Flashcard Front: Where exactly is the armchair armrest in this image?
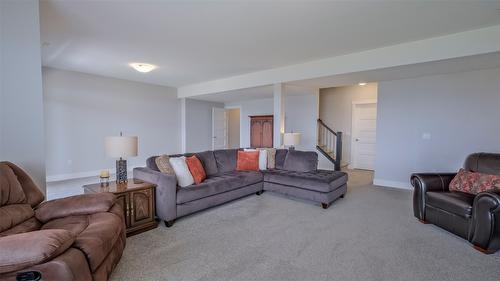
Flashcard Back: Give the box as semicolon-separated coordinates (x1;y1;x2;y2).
0;229;74;274
470;190;500;252
35;193;116;223
410;173;456;220
133;167;178;222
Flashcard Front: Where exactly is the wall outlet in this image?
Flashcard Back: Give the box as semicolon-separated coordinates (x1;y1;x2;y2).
422;133;431;140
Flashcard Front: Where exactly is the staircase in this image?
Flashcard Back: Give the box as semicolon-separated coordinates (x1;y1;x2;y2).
316;119;342;171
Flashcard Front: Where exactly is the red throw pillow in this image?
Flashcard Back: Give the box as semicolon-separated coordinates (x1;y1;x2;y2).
449;168;500;195
185;155;206;184
237;151;259;171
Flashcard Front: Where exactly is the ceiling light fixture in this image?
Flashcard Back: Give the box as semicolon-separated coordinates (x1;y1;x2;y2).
358;82;367;86
130;63;156;73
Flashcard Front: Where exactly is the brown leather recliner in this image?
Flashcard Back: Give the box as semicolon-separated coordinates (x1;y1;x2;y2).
411;153;500;254
0;162;126;280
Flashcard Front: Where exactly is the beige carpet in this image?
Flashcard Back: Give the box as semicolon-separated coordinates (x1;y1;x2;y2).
110;170;500;281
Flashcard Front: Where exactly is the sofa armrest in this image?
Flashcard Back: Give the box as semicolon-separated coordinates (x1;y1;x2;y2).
0;229;74;274
470;190;500;252
410;173;456;220
133;167;178;222
35;193;116;223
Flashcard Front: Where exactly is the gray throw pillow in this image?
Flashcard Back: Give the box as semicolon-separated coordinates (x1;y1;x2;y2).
283;150;318;172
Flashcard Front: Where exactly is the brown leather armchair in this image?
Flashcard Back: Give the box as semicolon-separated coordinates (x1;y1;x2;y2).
411;153;500;254
0;162;126;280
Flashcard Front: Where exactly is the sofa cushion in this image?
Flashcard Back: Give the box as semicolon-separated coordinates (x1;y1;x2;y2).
42;215;89;237
177;171;263;204
72;212;123;272
449;168;500;195
275;149;288;169
155;155;175;175
283;150;318;172
185;155;207;184
0;229;74;274
169;156;195;188
426;191;475;218
0;163;26;206
214;149;239;174
259;148;276;169
0;204;34;233
264;169;347;193
195;151;218;176
237;151;260;171
0;217;41;237
146;156;160;172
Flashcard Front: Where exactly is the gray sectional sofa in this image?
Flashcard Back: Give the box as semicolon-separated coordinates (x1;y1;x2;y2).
133;149;348;227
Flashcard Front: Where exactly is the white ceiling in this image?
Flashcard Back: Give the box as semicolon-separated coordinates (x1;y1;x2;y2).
40;1;500;88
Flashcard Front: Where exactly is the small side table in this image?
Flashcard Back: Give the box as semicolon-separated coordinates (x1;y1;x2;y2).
83;179;158;237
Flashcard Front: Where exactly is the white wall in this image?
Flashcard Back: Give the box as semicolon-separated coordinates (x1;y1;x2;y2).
227;108;240;149
184;98;224;152
374;67;500;189
225;98;274;148
43;68;181;180
0;0;46;192
319;83;378;166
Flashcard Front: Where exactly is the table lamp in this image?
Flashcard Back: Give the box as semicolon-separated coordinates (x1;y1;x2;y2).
105;133;138;183
284;132;301;150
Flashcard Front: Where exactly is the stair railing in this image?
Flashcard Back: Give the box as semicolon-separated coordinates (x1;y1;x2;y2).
316;119;342;171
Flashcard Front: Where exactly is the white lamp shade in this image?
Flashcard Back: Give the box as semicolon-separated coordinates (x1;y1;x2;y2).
283;133;301;146
105;136;138;158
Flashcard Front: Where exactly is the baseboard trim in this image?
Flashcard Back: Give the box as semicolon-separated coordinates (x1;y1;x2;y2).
373;178;412;190
46;166;139;183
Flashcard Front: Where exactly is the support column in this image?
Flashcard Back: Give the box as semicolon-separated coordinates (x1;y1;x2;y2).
273;83;285;148
180;98;187;153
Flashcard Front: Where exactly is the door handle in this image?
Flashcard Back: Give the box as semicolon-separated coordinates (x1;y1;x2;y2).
355;138;359;141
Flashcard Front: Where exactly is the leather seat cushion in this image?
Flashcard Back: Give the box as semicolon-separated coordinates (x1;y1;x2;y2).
0;204;34;233
72;212;123;272
264;169;348;193
177;171;263;204
42;215;89;237
426;191;475;218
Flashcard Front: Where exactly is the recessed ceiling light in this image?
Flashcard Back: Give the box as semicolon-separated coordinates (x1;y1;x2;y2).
130;63;156;73
358;82;367;86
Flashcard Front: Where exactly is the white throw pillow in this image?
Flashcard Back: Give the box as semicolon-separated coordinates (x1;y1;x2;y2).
244;149;268;170
168;156;194;187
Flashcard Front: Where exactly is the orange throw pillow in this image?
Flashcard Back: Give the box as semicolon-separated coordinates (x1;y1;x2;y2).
237;151;259;171
185;155;206;184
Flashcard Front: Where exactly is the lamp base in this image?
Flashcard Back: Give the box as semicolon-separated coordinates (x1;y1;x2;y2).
116;159;128;184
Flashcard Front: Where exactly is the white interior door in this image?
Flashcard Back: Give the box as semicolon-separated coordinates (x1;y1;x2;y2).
352;103;377;170
212;108;228;150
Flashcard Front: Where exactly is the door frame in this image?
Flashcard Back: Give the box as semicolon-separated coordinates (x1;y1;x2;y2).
212;107;228;150
350;99;377;170
225;105;242;148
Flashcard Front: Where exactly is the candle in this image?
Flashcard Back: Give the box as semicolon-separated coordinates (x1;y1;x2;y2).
100;170;110;178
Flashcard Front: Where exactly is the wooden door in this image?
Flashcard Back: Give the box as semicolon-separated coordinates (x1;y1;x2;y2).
115;193;130;227
250;115;273;148
129;188;154;228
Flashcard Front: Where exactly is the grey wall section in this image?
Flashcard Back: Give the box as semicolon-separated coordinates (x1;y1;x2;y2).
227;108;240;149
0;1;46;192
320;83;377;166
375;67;500;188
43;68;181;179
225;98;274;148
185;99;224;152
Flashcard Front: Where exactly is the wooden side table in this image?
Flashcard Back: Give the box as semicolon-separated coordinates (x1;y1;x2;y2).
83;179;158;237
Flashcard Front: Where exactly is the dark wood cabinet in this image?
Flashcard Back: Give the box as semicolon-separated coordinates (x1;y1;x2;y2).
250;115;273;148
83;179;157;237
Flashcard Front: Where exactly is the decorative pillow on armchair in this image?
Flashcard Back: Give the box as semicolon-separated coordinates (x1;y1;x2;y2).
449;168;500;194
